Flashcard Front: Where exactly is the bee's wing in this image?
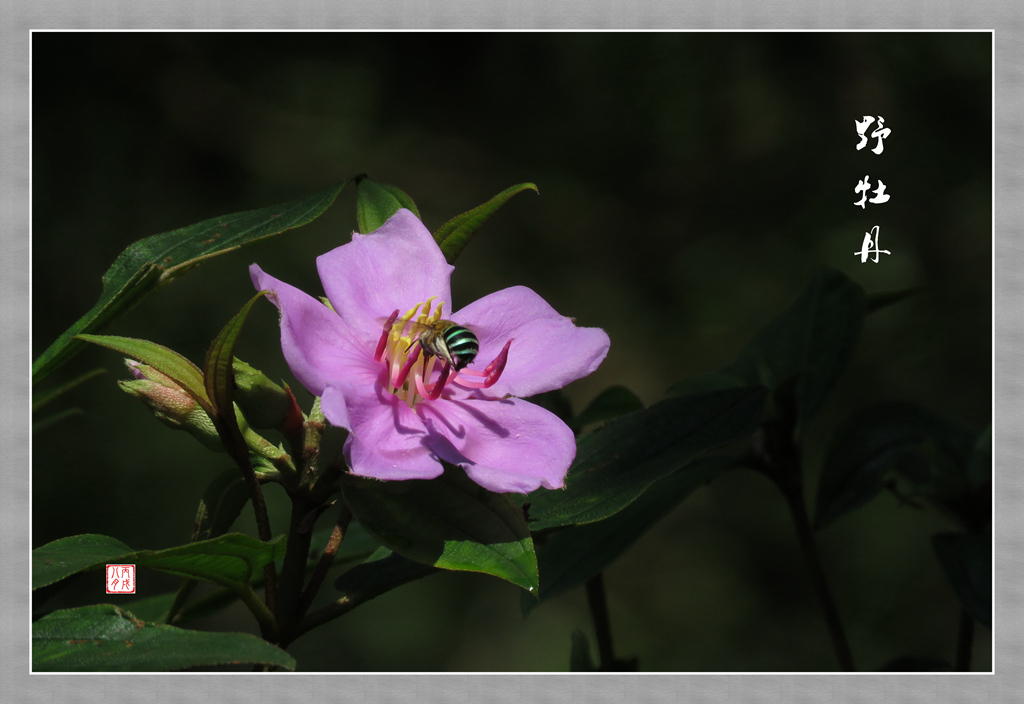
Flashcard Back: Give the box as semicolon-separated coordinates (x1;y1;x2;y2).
375;316;430;335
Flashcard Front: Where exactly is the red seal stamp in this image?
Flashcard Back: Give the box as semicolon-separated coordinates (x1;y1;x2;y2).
105;564;136;594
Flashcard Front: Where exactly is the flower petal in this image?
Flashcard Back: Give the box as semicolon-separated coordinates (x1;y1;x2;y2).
317;209;455;338
452;285;610;398
250;264;375;397
323;384;444;481
418;397;576;493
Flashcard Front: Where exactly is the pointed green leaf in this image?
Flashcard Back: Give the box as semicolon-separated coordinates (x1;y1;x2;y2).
933;533;991;628
193;469;250;542
725;268;866;424
202;292;268;455
127;534;286;587
74;334;213;415
33;534;134;590
341;465;538;592
433;182;538;262
355;178;420;233
33;604;295;671
526;386;768;532
205;293;266;418
526;455;732;612
33;182;351;384
33;533;285;592
814;402;978;529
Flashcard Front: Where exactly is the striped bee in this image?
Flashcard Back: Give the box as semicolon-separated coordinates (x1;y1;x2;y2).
395;318;480;371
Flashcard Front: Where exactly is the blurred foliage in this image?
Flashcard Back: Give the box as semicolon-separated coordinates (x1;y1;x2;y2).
32;32;990;671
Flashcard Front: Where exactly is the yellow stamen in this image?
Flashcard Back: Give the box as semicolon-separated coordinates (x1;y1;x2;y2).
382;297;449;408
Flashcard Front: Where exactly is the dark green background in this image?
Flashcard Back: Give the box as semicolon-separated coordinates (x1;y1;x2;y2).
32;32;991;671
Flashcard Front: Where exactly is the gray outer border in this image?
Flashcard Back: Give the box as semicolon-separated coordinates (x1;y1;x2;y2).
10;4;1015;703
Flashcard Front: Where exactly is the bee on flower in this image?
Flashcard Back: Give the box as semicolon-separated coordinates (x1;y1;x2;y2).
251;209;609;494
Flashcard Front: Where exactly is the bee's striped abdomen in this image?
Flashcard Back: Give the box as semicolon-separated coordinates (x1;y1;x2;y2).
442;325;479;370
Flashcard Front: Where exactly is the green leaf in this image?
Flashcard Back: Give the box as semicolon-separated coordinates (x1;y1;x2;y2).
164;468;256;626
814;402;977;529
193;469;250;542
33;604;295;671
74;334;214;416
333;549;437;599
725;268;866;424
33;534;134;590
341;465;538;592
433;182;538;262
526;455;732;612
933;533;991;628
33;182;350;384
355;178;420;233
125;525;383;627
115;594;179;623
568;385;645;432
129;534;286;587
33;533;285;592
526;386;768;532
203;292;267;455
205;293;266;418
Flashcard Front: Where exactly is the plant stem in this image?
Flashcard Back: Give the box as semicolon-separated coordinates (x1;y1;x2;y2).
164;579;198;625
275;494;316;644
299;398;326;492
757;416;855;672
296;505;352;620
784;489;856;671
231;583;279;641
216;408;279;622
274;401;337;647
585;573;617;669
238;458;278;619
955;608;975;671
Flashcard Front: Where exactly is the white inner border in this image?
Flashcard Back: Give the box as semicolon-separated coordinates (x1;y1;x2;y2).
12;11;1014;703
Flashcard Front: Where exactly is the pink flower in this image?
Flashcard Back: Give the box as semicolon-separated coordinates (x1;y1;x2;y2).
251;209;609;494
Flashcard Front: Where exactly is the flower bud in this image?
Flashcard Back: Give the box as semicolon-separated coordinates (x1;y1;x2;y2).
118;359;222;451
232;359;303;435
